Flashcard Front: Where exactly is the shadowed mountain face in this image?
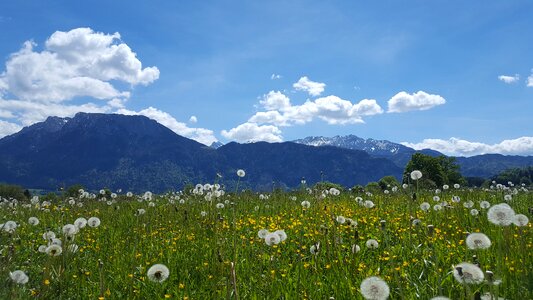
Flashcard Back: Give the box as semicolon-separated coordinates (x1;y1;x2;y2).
0;113;403;192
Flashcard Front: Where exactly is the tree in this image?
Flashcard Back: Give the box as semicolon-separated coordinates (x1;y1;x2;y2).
403;153;466;188
378;176;400;190
0;183;28;201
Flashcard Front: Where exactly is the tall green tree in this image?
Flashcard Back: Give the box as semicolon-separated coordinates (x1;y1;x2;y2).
403;153;466;187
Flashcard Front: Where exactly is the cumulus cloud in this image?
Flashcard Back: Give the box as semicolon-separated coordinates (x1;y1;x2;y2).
221;122;282;143
498;74;519;84
528;73;533;87
117;107;217;145
249;91;383;127
0;28;217;145
293;76;326;96
402;137;533;156
387;91;446;113
189;116;198;123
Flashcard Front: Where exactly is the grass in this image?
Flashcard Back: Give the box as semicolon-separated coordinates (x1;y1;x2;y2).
1;185;532;299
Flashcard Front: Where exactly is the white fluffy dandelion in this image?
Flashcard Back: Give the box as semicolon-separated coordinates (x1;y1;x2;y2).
433;204;442;211
237;169;246;178
487;204;515;226
62;224;79;236
301;200;311;209
360;276;390;300
463;201;474;208
466;233;491;250
420;202;430;211
264;232;281;246
87;217;101;228
433;196;440;202
366;239;379;249
216;203;224;209
2;221;17;233
453;262;484;284
480;201;491;209
274;230;287;242
45;244;63;256
258;229;269;239
10;270;29;284
470;209;479;216
352;244;361;253
513;214;529;226
74;217;87;228
28;217;39;226
147;264;170;283
410;170;422;180
336;215;346;224
364;200;375;209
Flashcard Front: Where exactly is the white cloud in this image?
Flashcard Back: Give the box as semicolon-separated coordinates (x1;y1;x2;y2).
293;76;326;96
528;73;533;87
0;119;22;137
221;122;282;143
249;91;383;127
387;91;446;113
0;28;158;103
189;115;198;123
498;74;519;84
402;137;533;156
259;91;291;111
271;74;282;80
117;107;217;146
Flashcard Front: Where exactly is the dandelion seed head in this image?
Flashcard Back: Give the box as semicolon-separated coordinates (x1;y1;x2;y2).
147;264;170;283
274;230;287;242
360;276;390;300
410;170;422;180
301;200;311;209
453;262;484;285
420;202;430;211
487;204;515;226
480;201;490;209
45;244;63;256
87;217;101;228
336;215;346;224
237;169;246;178
28;217;39;226
466;233;491;250
470;209;479;216
513;214;529;226
264;232;281;246
366;239;379;249
10;270;29;284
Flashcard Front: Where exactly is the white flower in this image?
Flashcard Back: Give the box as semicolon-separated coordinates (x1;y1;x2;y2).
463;201;474;208
126;192;133;197
420;202;430;211
216;203;225;209
74;217;87;228
513;214;529;226
136;208;146;215
503;194;512;202
87;217;101;228
43;231;56;240
49;238;62;246
402;183;408;189
453;262;484;284
454;183;460;189
38;245;47;253
2;220;17;233
470;209;479;216
264;232;281;246
364;200;375;209
365;239;379;249
351;244;361;253
200;211;208;217
237;169;246;178
410;170;422;180
10;270;29;284
466;233;491;250
480;201;491;209
301;200;311;209
487;204;515;226
452;196;460;203
28;217;39;226
258;229;269;239
329;188;340;196
274;230;287;242
433;204;442;211
443;184;449;190
336;215;346;224
433;196;440;202
46;244;63;256
62;224;79;236
310;243;320;255
147;264;170;283
360;276;390;300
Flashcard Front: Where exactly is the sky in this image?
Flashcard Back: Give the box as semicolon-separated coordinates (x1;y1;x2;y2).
0;0;532;156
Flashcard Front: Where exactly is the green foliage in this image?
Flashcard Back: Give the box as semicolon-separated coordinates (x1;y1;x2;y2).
313;181;344;192
403;153;466;187
0;183;28;201
378;175;400;190
64;184;85;198
491;166;533;186
365;181;381;193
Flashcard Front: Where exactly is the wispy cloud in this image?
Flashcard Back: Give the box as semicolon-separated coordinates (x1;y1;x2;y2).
498;74;519;84
402;137;533;156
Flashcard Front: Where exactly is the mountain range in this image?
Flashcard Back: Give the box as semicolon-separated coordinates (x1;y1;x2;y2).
0;113;531;192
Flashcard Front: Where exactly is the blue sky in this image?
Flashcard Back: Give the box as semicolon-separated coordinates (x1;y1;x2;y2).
0;0;532;156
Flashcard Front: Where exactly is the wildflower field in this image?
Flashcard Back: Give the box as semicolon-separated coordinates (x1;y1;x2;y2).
1;179;532;299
